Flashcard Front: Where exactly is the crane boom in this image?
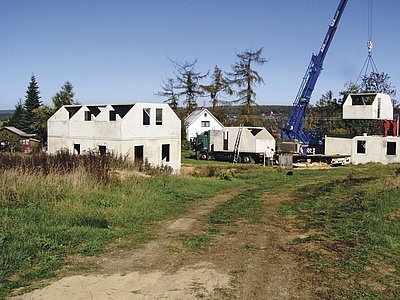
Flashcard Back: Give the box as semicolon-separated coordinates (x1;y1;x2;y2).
281;0;348;144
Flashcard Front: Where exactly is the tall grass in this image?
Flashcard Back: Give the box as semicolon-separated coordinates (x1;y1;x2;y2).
0;153;236;298
0;151;173;184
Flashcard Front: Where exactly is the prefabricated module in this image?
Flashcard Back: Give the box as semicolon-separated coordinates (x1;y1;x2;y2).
191;127;275;163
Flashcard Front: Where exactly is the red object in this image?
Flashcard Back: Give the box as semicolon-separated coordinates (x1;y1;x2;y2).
384;120;391;136
392;121;398;136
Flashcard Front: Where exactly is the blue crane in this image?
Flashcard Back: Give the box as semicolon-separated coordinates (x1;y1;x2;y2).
281;0;348;148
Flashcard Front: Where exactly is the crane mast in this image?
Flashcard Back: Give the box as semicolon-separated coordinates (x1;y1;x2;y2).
281;0;348;145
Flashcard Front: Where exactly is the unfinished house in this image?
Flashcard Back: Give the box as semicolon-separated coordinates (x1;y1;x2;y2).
343;93;393;120
325;92;399;165
185;108;224;141
47;103;181;173
210;127;276;154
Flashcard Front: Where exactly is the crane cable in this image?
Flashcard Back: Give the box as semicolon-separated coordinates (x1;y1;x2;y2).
356;0;378;83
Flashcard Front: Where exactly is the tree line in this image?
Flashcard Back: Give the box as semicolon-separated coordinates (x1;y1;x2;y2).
4;75;78;142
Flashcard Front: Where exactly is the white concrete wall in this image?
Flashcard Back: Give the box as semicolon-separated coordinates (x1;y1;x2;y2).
48;103;181;173
343;93;393;120
351;136;400;165
324;137;352;155
122;138;181;172
209;127;275;153
47;107;72;153
95;105;122;141
186;109;224;141
69;107;96;141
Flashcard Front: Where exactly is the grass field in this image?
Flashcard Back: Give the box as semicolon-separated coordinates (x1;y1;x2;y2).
0;154;240;297
0;152;399;299
280;164;400;299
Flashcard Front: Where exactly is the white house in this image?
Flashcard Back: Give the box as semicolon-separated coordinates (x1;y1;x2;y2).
185;108;224;141
47;103;181;173
343;93;393;120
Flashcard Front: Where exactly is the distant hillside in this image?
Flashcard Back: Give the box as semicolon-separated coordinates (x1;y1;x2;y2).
0;110;14;123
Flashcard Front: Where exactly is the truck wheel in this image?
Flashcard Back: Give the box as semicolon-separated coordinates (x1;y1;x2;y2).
242;155;252;163
200;153;208;160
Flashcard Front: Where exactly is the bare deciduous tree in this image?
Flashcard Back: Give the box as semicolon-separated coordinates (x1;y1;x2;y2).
229;48;268;116
156;78;179;110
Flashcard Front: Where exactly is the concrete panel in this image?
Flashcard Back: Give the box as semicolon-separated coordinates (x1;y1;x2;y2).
325;137;352;155
48;121;69;138
351;136;400;165
95;121;122;140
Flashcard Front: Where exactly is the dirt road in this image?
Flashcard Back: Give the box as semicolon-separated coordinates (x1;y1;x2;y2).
14;186;316;299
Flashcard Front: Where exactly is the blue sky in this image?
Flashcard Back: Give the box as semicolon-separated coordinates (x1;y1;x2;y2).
1;0;399;110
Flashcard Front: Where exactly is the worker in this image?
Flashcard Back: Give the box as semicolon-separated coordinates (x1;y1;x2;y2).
265;146;274;166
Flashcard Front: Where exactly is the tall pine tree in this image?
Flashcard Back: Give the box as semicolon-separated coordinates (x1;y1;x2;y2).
23;74;42;133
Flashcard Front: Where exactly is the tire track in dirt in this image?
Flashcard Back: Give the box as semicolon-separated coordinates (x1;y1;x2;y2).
14;185;318;299
13;186;251;299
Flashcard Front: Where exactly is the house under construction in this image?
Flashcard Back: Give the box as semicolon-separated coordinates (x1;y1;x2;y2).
325;93;400;165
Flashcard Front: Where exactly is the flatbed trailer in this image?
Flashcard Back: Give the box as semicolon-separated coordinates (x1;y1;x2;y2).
277;153;351;166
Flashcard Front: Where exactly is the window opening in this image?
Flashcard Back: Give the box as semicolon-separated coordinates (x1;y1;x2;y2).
135;145;144;163
156;108;163;125
143;108;150;125
109;110;117;121
350;94;376;105
74;143;80;155
84;111;91;121
387;142;397;155
99;145;106;156
377;98;381;119
201;121;210;127
223;131;229;150
162;144;170;162
357;140;366;154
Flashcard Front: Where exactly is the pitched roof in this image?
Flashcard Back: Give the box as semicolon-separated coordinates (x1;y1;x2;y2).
2;126;36;138
185;108;223;127
185;109;203;125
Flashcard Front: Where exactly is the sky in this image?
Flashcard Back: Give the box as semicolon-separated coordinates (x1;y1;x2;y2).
1;0;400;110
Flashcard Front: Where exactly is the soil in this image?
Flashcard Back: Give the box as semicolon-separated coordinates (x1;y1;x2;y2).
13;186;318;299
